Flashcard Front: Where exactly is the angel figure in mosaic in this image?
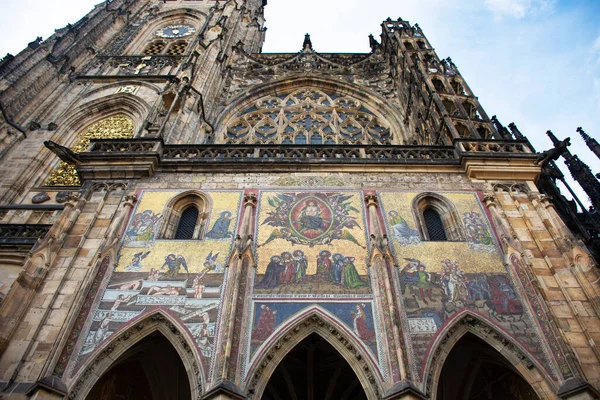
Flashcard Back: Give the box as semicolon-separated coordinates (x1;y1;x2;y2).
124;251;151;271
202;251;223;273
401;258;435;304
161;254;189;278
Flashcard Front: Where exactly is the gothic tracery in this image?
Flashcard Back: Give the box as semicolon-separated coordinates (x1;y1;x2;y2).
221;88;393;145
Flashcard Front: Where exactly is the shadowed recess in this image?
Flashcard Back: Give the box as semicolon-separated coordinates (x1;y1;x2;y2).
263;333;367;400
86;331;191;400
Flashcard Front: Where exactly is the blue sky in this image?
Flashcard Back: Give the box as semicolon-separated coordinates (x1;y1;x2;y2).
1;0;598;206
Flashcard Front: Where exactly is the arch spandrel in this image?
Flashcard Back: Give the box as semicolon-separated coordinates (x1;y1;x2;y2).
244;306;384;400
422;310;558;400
68;310;205;400
214;77;408;145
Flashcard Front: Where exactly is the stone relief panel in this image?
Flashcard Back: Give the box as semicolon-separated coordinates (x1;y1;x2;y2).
68;189;243;380
378;191;556;381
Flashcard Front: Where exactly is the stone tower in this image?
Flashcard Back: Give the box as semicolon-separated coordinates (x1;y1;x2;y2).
0;1;599;399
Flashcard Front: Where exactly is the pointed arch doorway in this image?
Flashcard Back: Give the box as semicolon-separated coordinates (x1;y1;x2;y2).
262;333;367;400
436;333;539;400
86;331;191;400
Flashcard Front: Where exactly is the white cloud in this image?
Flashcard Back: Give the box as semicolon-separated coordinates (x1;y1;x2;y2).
484;0;556;19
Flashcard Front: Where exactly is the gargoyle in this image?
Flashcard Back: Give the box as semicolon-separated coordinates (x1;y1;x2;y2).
536;137;570;166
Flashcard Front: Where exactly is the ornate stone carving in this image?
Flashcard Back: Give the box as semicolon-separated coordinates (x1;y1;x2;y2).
68;312;202;399
246;313;380;398
424;313;538;397
220;88;392;145
45;115;134;186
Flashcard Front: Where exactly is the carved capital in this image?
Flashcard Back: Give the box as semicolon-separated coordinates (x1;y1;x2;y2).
482;191;497;207
123;194;138;207
364;194;378;208
244;193;257;207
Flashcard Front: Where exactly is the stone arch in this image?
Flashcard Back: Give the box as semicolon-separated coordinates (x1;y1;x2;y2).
423;311;557;399
157;190;213;239
68;310;205;400
245;307;383;399
124;9;208;55
215;76;408;145
53;93;150;145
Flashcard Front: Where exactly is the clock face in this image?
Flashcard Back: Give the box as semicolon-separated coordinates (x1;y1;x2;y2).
155;25;196;39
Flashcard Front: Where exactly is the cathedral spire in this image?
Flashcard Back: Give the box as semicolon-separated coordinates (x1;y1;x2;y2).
577;127;600;159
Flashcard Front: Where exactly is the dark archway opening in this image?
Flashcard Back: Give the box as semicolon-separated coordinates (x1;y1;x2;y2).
87;331;191;400
263;333;367;400
437;333;539;400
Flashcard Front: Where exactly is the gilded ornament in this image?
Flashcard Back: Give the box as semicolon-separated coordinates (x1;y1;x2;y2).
45;115;134;186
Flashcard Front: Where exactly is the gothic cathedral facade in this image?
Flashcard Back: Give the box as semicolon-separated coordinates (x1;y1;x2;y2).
0;0;599;399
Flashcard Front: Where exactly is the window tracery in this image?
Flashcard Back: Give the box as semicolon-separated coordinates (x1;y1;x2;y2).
45;115;134;186
222;88;393;145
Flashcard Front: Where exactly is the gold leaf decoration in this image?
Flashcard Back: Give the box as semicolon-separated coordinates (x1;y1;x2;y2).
45;115;134;186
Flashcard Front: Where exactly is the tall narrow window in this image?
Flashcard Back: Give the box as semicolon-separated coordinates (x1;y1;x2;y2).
175;206;199;239
423;208;447;241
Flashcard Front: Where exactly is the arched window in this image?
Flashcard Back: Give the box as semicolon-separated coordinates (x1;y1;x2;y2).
423;208;447;241
174;206;200;239
477;125;492;139
412;193;465;241
158;191;210;240
45;115;135;186
404;41;414;50
221;88;393;145
442;99;458;116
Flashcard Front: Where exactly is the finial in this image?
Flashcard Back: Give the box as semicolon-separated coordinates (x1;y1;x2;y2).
368;34;379;52
508;122;524;140
577;127;590;141
546;130;560;145
302;33;313;51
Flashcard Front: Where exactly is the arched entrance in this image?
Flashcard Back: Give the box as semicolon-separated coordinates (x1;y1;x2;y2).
437;333;539;399
262;333;367;400
86;331;191;400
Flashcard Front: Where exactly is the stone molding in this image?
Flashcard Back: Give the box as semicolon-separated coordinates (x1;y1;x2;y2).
244;308;382;399
68;311;204;400
423;311;556;399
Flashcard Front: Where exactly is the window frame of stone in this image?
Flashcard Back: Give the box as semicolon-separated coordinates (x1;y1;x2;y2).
411;192;465;242
158;191;210;240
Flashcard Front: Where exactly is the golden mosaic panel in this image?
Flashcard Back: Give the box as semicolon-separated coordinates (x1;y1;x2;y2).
379;191;504;274
255;191;370;294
